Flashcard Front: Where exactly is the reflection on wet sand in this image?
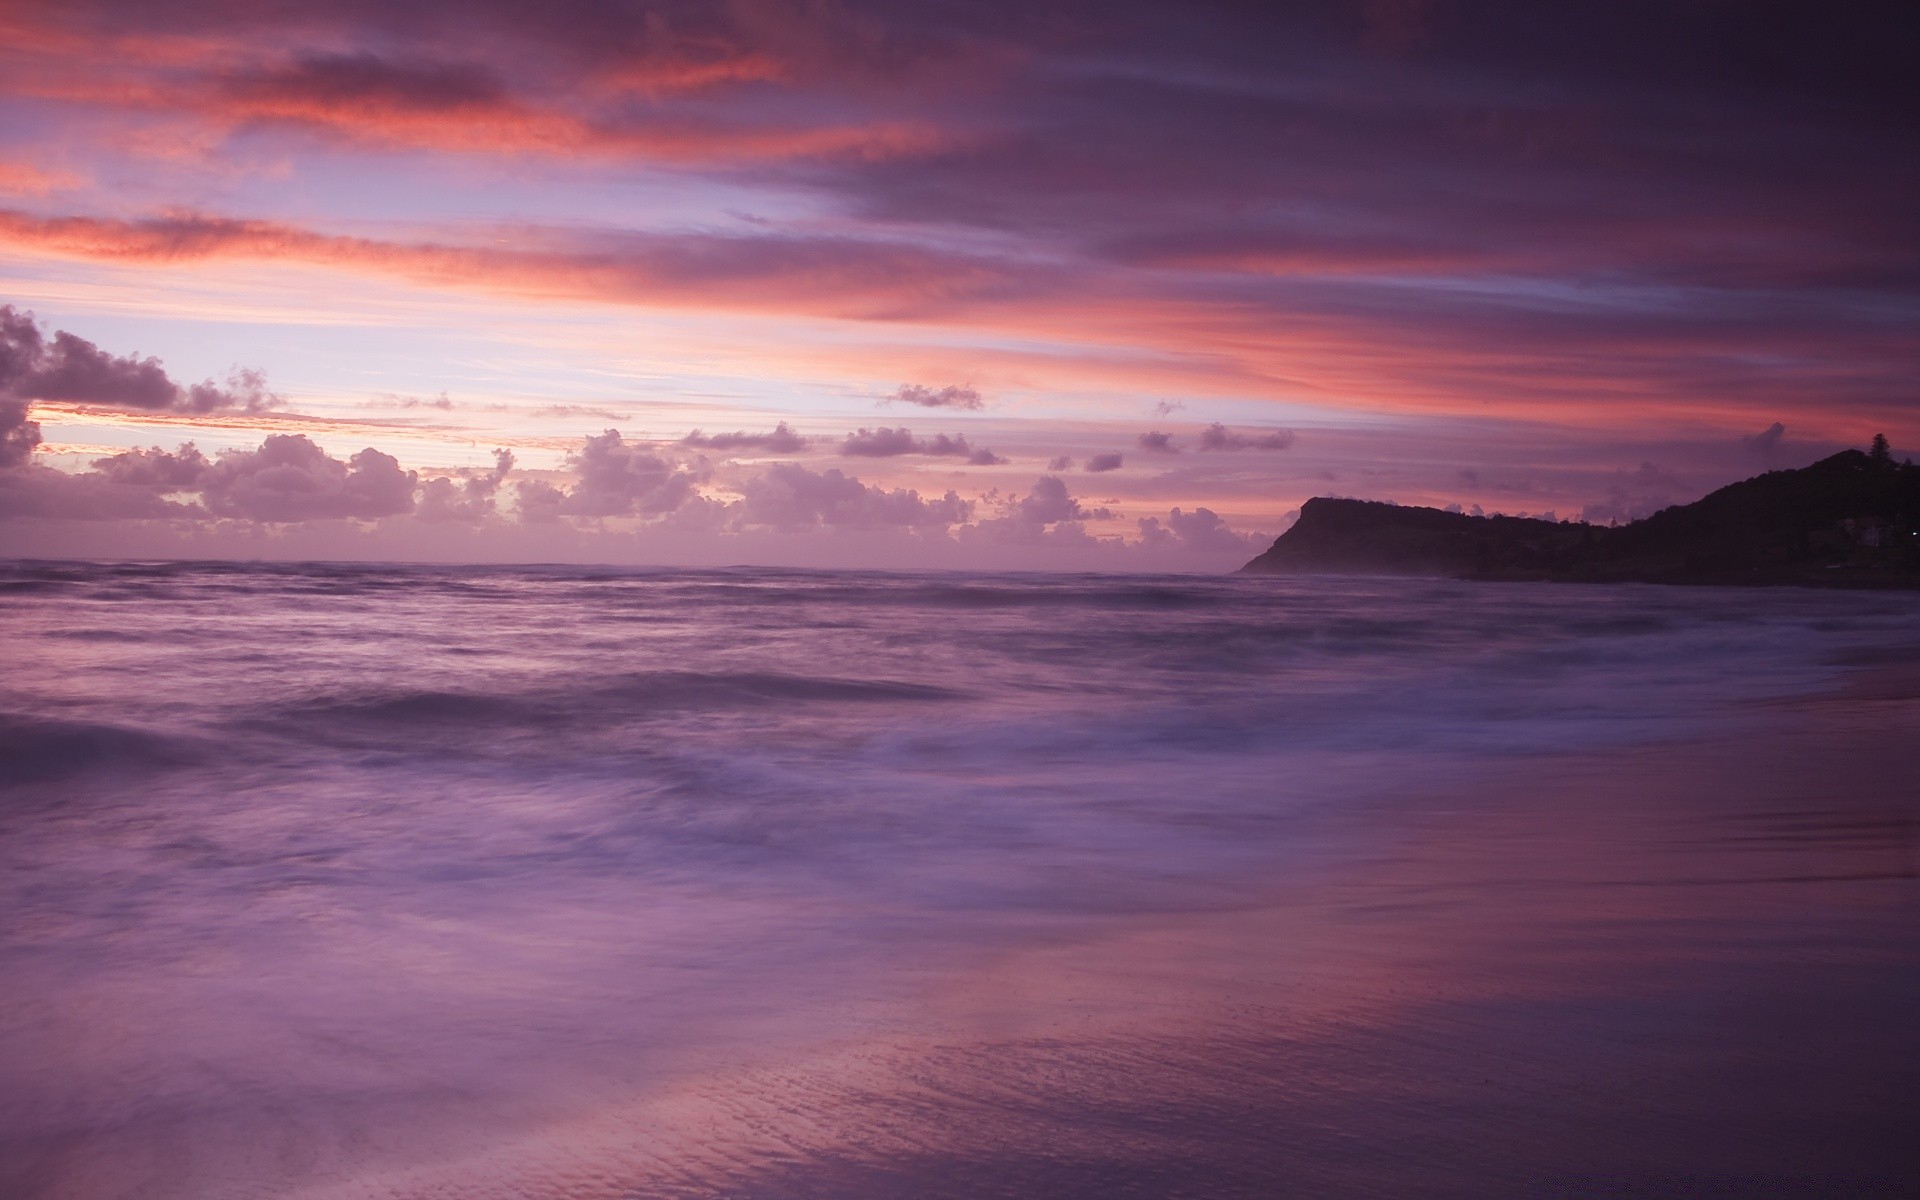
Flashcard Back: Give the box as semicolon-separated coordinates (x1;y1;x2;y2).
285;672;1918;1199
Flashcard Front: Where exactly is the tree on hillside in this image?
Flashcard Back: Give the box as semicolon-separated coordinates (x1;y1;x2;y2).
1868;433;1892;465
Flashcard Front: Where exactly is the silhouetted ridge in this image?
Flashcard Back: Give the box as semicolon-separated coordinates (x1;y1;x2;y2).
1240;449;1920;587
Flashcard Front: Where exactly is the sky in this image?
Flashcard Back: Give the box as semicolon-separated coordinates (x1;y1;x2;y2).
0;0;1913;569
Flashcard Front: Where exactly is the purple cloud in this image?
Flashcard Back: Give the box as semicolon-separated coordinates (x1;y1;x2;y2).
91;444;210;488
1;305;275;414
840;427;1003;462
0;463;201;519
1137;431;1179;455
1084;452;1123;472
1198;423;1295;452
417;449;514;523
1013;475;1110;525
682;423;809;453
201;435;416;522
734;462;972;530
1579;461;1689;525
887;384;984;410
1136;506;1258;553
0;400;39;469
518;430;696;521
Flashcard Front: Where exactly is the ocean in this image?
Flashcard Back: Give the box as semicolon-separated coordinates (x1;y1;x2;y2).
2;561;1916;1198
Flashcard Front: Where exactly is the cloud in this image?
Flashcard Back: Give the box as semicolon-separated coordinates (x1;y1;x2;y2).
517;429;696;521
0;400;40;469
525;404;626;421
839;427;917;456
416;449;513;523
1151;400;1185;417
0;463;202;520
91;443;209;488
222;53;509;120
1580;461;1689;525
3;2;1914;556
1135;506;1260;554
886;383;983;410
0;162;81;197
11;431;424;524
0;304;275;415
1046;455;1073;471
681;422;808;453
1137;431;1180;454
6;436;420;524
203;46;947;164
1197;422;1295;451
961;474;1116;548
2;2;1915;444
201;434;417;522
24;332;176;409
1084;452;1123;472
733;462;971;530
1013;475;1110;525
840;426;1002;463
368;391;455;410
0;211;1048;325
1742;421;1788;463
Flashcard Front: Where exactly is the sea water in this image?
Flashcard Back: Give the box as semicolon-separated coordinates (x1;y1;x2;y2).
2;561;1916;1198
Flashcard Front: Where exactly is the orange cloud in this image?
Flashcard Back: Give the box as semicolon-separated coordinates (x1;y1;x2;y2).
0;6;946;167
4;206;1911;441
0;208;1043;320
0;162;81;196
208;69;946;163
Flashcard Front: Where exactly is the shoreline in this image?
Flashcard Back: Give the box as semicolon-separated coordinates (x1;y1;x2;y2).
270;663;1920;1198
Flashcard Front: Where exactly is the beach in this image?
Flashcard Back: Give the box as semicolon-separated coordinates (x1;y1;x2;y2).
1;564;1915;1197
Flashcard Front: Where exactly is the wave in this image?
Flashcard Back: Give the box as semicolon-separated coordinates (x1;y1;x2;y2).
0;713;198;786
266;671;970;739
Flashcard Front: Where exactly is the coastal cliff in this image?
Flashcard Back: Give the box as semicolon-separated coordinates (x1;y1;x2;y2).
1240;449;1920;587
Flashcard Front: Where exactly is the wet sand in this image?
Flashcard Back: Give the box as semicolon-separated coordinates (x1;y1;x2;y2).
175;665;1915;1200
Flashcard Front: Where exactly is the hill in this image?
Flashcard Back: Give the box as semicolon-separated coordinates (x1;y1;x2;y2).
1239;449;1920;587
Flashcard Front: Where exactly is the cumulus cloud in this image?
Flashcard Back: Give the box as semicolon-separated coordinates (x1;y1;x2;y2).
0;305;275;414
886;384;983;410
1580;461;1688;525
0;464;202;520
961;475;1116;549
1743;421;1788;463
1047;455;1073;471
1013;475;1111;525
518;429;696;521
733;462;971;530
1138;430;1180;454
1151;400;1185;417
1135;506;1260;553
5;436;426;523
417;449;514;522
840;426;1003;463
201;435;417;522
0;399;39;469
1198;422;1295;451
681;422;808;453
840;426;916;456
91;444;210;488
1085;452;1123;472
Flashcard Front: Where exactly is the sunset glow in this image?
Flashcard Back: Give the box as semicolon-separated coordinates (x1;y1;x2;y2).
3;0;1910;565
4;9;1918;1197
